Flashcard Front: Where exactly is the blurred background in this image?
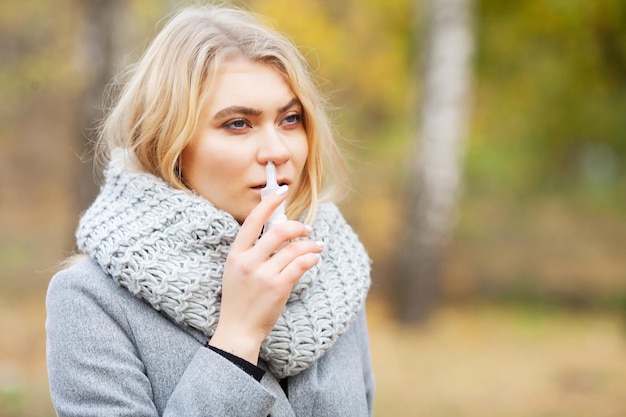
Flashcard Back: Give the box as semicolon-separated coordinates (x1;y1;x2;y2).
1;0;625;416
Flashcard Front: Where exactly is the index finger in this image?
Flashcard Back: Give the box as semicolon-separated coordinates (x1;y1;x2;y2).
231;185;288;252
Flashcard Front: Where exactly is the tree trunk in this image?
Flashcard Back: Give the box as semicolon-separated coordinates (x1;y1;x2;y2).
395;0;474;323
74;0;130;211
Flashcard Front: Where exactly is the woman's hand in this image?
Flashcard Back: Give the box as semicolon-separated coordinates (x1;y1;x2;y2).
208;188;322;364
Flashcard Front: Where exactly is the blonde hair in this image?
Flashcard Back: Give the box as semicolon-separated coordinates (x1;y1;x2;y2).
98;4;348;223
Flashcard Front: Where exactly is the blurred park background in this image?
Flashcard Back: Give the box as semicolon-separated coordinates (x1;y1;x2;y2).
1;0;626;416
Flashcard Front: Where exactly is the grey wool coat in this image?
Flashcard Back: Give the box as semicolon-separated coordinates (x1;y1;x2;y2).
46;259;375;416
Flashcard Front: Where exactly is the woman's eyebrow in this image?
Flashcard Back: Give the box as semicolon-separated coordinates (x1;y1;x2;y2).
213;98;301;120
278;98;301;114
213;106;262;120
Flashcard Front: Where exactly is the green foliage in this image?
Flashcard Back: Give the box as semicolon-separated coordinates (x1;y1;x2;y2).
473;0;626;208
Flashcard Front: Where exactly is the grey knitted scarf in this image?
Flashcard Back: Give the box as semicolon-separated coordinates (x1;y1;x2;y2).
76;149;370;378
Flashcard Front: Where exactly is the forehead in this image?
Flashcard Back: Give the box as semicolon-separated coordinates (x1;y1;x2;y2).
204;59;296;110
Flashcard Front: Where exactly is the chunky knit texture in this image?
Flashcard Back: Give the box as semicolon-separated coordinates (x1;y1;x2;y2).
76;149;371;378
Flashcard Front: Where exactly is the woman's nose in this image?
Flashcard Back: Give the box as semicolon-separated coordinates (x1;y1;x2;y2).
257;126;290;165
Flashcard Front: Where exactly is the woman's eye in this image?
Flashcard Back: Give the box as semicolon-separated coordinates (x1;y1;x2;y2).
282;113;302;127
224;119;249;130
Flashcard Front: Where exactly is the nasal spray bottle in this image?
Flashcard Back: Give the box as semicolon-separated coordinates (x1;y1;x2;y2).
261;161;287;233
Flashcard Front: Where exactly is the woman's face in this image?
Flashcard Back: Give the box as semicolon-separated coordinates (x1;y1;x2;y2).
181;59;308;223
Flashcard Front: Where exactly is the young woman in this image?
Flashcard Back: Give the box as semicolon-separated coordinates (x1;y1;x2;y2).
46;4;373;416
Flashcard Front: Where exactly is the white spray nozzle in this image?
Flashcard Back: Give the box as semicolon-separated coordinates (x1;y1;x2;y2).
261;161;287;232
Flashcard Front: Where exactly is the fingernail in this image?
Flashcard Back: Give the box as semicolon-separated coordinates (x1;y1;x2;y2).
305;225;313;233
315;240;324;248
276;185;288;196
